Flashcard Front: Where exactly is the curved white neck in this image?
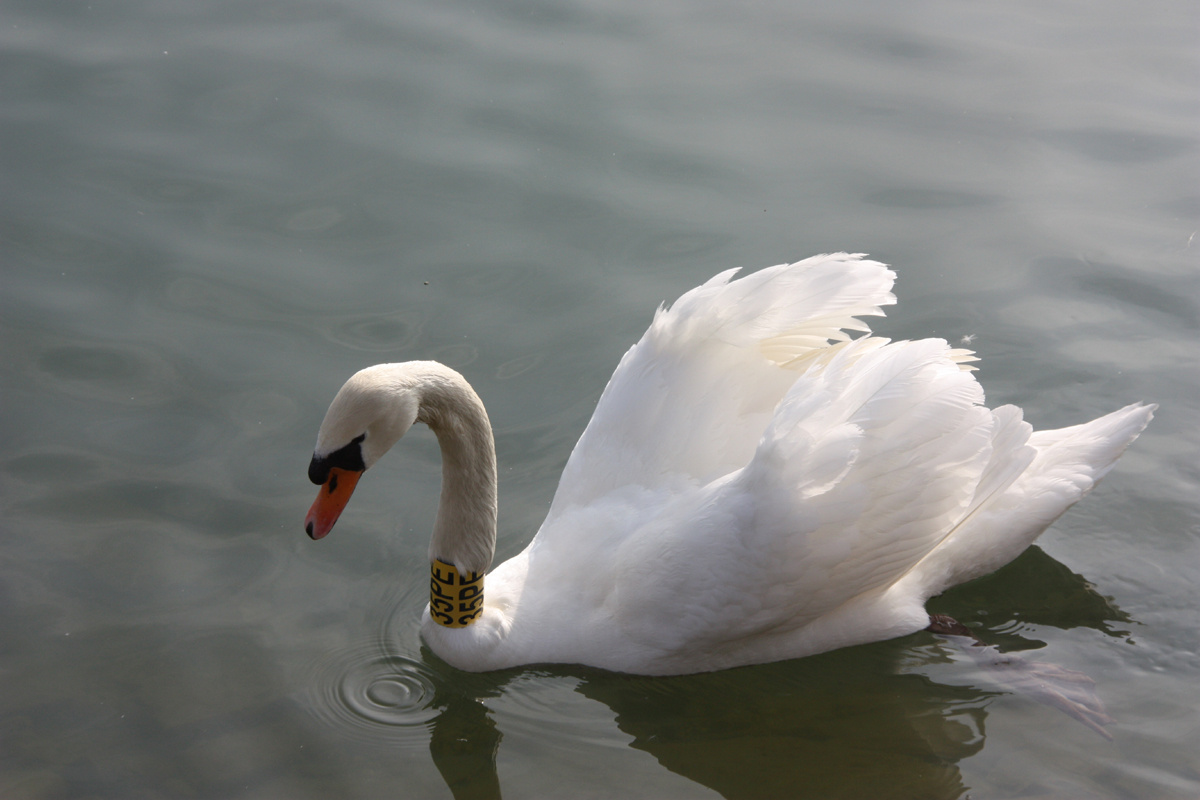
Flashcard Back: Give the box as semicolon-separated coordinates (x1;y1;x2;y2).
412;365;498;577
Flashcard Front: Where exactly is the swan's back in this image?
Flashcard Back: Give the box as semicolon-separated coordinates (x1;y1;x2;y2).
586;335;1009;671
475;255;1155;675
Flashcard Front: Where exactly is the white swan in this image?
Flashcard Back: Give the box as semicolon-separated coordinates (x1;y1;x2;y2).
305;254;1154;675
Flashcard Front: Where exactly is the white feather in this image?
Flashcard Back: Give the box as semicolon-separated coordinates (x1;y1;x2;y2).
312;254;1154;675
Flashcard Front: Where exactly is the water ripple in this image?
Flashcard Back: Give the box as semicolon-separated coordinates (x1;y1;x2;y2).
307;643;439;746
320;310;425;352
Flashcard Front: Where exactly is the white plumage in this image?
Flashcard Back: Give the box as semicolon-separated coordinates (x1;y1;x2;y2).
305;254;1154;675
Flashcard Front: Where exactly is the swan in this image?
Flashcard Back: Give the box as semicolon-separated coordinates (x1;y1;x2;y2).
304;253;1154;676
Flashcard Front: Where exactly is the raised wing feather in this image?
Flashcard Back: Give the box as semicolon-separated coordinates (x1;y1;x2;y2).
545;254;896;520
595;335;998;658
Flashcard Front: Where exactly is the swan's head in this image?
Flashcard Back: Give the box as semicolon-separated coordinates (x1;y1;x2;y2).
305;364;421;540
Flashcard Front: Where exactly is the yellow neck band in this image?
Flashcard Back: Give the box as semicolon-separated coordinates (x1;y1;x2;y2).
430;559;484;628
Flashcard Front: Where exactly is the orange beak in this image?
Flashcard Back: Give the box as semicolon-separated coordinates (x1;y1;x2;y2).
305;467;363;540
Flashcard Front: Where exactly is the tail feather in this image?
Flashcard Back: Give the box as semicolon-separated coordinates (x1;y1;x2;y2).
910;402;1155;595
1027;402;1157;488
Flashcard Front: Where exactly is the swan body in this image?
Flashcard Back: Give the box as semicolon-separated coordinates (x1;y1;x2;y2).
305;254;1154;675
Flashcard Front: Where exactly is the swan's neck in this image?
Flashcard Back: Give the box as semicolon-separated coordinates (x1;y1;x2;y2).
415;367;498;586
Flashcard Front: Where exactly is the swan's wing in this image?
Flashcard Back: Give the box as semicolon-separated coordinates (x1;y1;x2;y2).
545;254;896;520
748;338;998;624
608;337;1000;658
610;337;1151;665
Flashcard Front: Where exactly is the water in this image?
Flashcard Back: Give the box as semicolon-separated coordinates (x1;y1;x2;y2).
2;0;1197;797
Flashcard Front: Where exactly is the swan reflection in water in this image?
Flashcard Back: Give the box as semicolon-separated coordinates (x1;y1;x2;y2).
428;656;988;800
409;546;1128;800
